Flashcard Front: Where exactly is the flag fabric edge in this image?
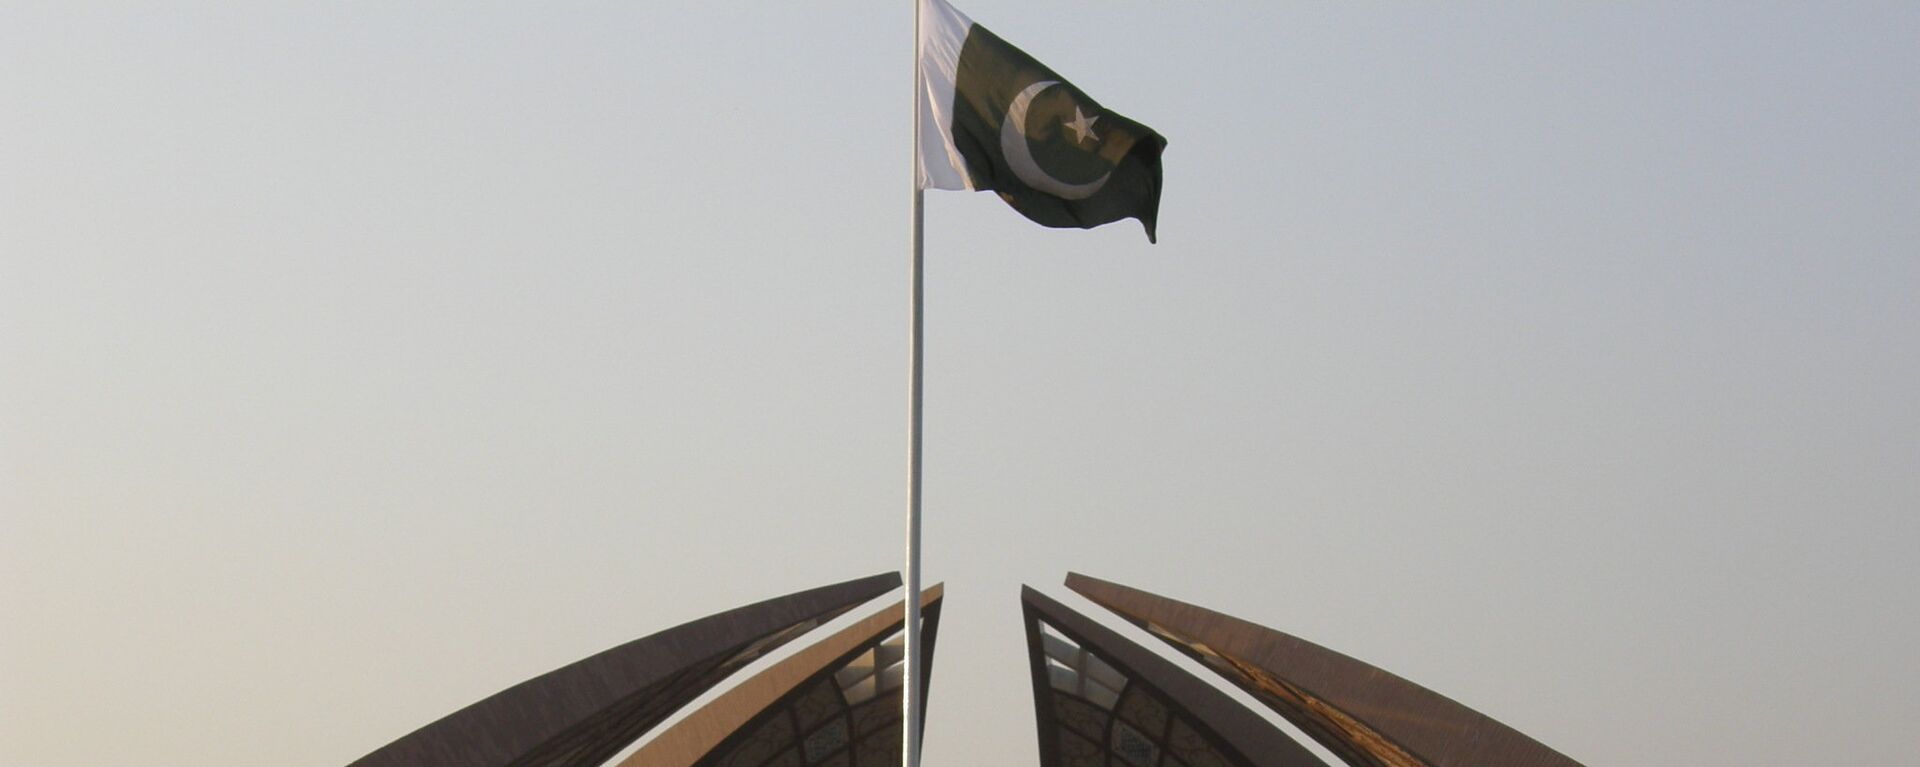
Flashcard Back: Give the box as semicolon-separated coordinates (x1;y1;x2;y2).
916;0;976;191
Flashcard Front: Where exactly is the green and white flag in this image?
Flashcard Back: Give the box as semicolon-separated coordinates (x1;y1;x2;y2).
916;0;1167;242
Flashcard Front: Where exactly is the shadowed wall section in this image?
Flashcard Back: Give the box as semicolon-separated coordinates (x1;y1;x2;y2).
348;573;899;767
1065;573;1585;767
1022;587;1329;767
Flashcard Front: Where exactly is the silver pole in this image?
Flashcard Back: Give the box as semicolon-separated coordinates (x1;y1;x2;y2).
903;1;925;766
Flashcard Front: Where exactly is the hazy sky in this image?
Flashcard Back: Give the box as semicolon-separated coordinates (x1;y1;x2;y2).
4;2;1917;765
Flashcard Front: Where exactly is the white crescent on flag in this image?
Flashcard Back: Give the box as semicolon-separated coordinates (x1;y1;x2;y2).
998;80;1112;200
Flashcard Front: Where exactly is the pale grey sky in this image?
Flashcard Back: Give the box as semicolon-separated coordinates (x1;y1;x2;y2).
3;2;1917;765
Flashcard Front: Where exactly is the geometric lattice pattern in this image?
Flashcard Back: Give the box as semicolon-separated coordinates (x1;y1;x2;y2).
1034;620;1247;767
692;602;941;767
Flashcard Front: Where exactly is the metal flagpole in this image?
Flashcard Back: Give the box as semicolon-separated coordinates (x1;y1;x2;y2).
903;2;925;767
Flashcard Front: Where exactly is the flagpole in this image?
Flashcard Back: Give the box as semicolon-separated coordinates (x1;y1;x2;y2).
903;1;926;767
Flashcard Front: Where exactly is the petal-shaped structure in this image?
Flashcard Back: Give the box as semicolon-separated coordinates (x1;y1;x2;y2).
349;573;899;767
1066;573;1584;767
1022;586;1329;767
622;584;944;767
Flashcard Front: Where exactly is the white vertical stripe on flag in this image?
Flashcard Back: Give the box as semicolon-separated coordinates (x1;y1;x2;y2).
916;0;975;191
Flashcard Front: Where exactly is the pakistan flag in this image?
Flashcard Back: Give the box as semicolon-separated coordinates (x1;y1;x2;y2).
917;0;1167;243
